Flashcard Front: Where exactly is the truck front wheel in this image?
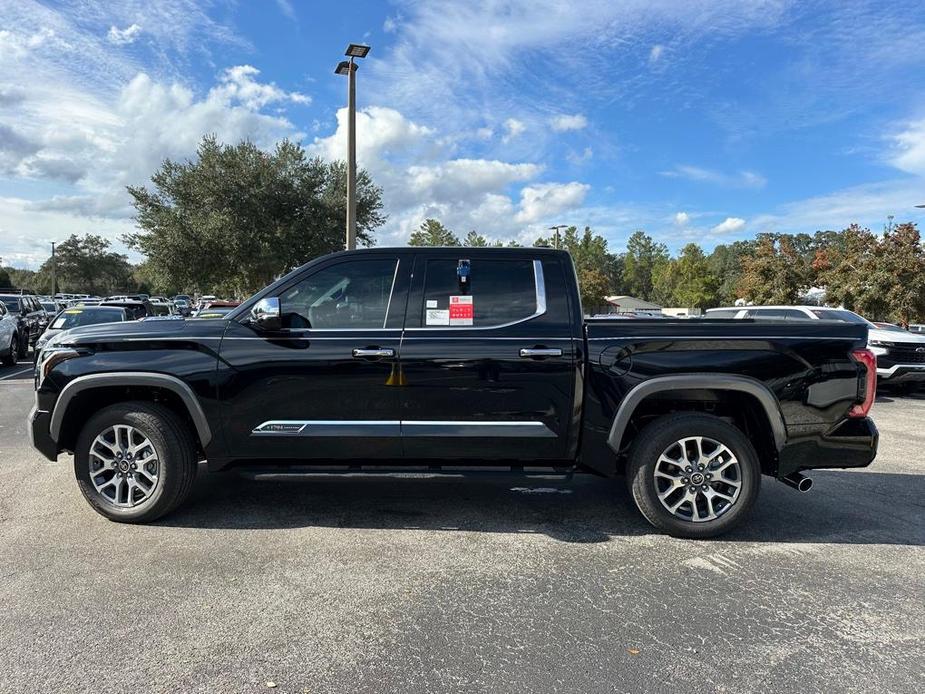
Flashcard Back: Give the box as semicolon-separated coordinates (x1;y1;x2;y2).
625;413;761;539
74;402;198;523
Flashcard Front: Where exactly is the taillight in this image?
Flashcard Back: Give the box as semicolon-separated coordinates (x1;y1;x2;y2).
849;348;877;418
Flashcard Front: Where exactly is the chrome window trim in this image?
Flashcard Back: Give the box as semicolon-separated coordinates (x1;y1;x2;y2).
405;258;546;332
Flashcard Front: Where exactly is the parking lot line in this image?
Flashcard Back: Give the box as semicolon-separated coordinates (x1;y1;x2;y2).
0;366;33;381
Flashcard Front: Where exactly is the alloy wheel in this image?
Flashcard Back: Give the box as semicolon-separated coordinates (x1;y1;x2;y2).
653;436;742;522
88;424;160;507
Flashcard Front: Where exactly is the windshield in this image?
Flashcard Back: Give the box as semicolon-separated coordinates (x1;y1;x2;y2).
874;323;909;333
810;309;874;326
50;308;125;330
42;302;58;313
0;296;21;312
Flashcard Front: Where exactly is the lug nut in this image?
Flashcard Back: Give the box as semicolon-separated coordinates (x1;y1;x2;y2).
689;486;697;493
131;463;137;469
706;473;712;479
681;478;689;484
698;464;705;471
701;484;708;490
685;466;692;473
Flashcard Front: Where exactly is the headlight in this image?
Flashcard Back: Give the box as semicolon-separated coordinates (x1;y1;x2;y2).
36;347;81;387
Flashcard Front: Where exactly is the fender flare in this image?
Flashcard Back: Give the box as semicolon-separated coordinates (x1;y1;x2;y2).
607;374;787;453
49;372;212;447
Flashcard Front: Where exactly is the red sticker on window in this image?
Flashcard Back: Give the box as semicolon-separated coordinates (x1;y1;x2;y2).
449;295;473;325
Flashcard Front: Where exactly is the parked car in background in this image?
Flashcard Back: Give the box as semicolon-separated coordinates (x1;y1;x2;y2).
906;323;925;334
39;299;66;315
173;298;192;317
99;298;153;320
706;305;925;390
149;300;178;317
0;301;21;365
192;300;240;319
0;291;47;357
34;306;131;357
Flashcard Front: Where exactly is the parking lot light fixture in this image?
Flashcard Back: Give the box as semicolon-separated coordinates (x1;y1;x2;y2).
335;43;371;251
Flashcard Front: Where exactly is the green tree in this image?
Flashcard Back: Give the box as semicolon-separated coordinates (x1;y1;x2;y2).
622;230;669;301
878;223;925;324
653;243;718;309
408;219;460;246
708;240;756;305
35;234;133;296
125;136;385;296
463;230;488;247
737;234;804;304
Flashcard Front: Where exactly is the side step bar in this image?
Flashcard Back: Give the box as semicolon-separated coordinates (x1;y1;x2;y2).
235;464;577;480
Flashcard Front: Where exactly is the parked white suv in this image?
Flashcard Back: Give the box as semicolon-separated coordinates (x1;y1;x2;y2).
705;305;925;388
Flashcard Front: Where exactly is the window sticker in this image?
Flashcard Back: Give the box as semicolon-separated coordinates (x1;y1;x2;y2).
426;299;438;308
449;295;473;326
426;308;450;325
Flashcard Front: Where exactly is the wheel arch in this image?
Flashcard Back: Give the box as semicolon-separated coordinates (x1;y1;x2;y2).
50;372;212;453
607;375;786;474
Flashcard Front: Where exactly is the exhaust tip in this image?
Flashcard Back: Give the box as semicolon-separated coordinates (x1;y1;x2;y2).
780;472;813;493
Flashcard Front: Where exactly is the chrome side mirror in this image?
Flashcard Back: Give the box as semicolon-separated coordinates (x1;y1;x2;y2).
250;297;281;331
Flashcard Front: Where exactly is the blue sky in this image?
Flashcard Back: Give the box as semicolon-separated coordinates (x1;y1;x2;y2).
2;0;925;268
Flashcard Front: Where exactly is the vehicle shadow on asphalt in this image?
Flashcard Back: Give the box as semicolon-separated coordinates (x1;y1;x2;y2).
156;468;925;546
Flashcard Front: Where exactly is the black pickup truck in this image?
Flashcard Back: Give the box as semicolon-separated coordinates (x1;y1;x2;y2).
30;247;878;538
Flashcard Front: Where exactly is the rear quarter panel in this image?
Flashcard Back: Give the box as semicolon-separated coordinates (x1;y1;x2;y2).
582;319;868;476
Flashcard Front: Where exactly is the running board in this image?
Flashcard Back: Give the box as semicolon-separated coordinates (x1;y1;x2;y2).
234;463;576;480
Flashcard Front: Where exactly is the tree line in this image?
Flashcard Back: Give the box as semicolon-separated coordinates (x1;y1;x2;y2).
408;217;925;322
3;134;924;323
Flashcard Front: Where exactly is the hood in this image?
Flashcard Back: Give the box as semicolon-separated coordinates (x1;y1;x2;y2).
47;316;229;347
867;327;925;345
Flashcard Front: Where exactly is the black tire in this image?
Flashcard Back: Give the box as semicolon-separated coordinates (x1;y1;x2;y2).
1;333;18;366
74;401;198;523
17;332;28;358
625;413;761;539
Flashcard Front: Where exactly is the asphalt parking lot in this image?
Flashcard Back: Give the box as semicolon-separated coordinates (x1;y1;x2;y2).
0;361;923;694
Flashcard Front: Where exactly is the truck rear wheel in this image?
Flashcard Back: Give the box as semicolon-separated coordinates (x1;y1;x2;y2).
625;413;761;539
74;401;198;523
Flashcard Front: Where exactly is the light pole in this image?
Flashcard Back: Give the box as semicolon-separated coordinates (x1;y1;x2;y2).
50;241;56;296
549;224;567;249
336;43;370;251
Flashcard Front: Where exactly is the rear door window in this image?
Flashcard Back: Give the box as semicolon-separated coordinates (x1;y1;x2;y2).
420;258;537;328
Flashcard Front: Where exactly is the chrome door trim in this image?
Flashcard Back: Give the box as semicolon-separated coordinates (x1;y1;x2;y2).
402;420;557;437
250;419;556;438
252;420;402;437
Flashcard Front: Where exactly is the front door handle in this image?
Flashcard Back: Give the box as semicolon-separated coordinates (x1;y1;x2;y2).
519;347;563;359
352;347;395;359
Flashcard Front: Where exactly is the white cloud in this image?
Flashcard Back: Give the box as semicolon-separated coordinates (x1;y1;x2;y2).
711;217;746;234
649;44;665;63
660;164;767;189
566;146;593;165
383;15;399;33
502;118;526;142
515;182;590;224
889;117;925;175
550;113;588;132
213;65;309;109
107;24;141;46
475;127;494;140
674;211;690;225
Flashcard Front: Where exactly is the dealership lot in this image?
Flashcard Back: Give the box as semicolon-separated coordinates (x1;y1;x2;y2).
0;362;922;694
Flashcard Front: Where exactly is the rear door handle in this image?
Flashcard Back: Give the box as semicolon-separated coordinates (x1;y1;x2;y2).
519;347;563;358
352;347;395;359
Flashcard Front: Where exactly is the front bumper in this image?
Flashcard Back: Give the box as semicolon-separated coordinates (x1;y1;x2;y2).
876;364;925;383
29;398;59;462
776;417;878;478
